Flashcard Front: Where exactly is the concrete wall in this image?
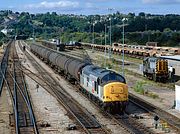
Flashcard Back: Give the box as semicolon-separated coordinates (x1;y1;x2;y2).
168;60;180;76
175;84;180;111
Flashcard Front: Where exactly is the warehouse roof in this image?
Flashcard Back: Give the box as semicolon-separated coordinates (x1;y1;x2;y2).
161;55;180;61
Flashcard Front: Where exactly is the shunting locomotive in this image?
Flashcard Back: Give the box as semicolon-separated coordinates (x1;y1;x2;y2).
143;57;169;82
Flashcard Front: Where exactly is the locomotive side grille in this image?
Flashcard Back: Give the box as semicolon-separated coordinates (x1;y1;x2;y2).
156;60;168;74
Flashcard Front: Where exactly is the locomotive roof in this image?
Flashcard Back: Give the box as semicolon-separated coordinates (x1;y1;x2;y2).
82;65;126;83
82;65;117;79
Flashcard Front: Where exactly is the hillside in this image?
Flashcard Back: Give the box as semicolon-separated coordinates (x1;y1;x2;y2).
0;10;180;47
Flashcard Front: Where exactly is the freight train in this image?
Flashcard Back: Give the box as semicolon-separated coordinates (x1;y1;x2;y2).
82;43;180;58
30;43;128;114
143;57;169;82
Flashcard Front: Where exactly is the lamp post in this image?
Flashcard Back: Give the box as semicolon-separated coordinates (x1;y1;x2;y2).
122;18;128;77
104;23;107;67
93;22;95;44
108;8;113;59
92;21;97;52
109;17;112;59
88;21;92;44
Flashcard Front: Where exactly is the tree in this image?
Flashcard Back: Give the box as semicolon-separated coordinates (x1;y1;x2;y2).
139;12;145;17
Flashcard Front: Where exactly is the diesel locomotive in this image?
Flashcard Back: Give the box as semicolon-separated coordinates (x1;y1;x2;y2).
143;57;169;82
30;43;128;114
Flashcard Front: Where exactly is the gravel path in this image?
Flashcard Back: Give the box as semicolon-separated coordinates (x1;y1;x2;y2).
0;88;13;134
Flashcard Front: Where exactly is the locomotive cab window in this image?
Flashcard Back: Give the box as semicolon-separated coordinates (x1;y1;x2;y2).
101;73;125;84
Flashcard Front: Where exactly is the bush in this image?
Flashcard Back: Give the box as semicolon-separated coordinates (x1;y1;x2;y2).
134;81;145;94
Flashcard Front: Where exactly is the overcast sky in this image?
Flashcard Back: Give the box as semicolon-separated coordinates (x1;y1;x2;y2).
1;0;180;15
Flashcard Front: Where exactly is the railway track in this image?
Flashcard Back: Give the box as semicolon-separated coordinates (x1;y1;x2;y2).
0;41;11;95
79;86;154;134
4;41;38;134
70;46;180;132
22;41;180;133
21;41;156;134
18;41;108;134
129;93;180;132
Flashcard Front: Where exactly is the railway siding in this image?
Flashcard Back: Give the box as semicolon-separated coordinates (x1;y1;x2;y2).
129;93;180;132
22;40;180;133
19;41;109;134
24;41;158;133
3;41;38;134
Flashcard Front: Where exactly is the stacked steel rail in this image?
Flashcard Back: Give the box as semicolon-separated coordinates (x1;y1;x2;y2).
5;41;38;134
18;41;108;134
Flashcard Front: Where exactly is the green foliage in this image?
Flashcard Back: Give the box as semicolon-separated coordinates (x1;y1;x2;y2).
133;81;159;99
134;81;145;94
1;10;180;46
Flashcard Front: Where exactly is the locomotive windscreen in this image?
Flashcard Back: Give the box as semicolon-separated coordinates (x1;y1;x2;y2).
101;73;126;84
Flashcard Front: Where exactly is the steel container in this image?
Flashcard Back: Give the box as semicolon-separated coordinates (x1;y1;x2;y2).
67;60;88;80
49;52;59;65
56;55;69;70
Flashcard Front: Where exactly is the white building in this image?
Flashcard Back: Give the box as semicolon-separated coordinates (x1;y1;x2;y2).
1;29;8;35
1;29;13;35
175;81;180;111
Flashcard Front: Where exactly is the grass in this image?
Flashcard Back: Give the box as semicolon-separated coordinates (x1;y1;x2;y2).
147;92;159;99
112;54;142;64
133;81;146;95
133;80;160;99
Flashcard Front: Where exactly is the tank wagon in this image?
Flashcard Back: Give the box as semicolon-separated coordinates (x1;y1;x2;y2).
30;43;128;114
143;57;169;82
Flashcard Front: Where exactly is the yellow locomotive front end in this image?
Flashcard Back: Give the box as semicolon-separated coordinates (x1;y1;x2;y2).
103;82;128;113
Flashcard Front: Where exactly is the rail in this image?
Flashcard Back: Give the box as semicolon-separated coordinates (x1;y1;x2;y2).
19;41;108;134
79;86;154;134
0;41;11;95
129;93;180;132
6;41;38;134
21;41;155;134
